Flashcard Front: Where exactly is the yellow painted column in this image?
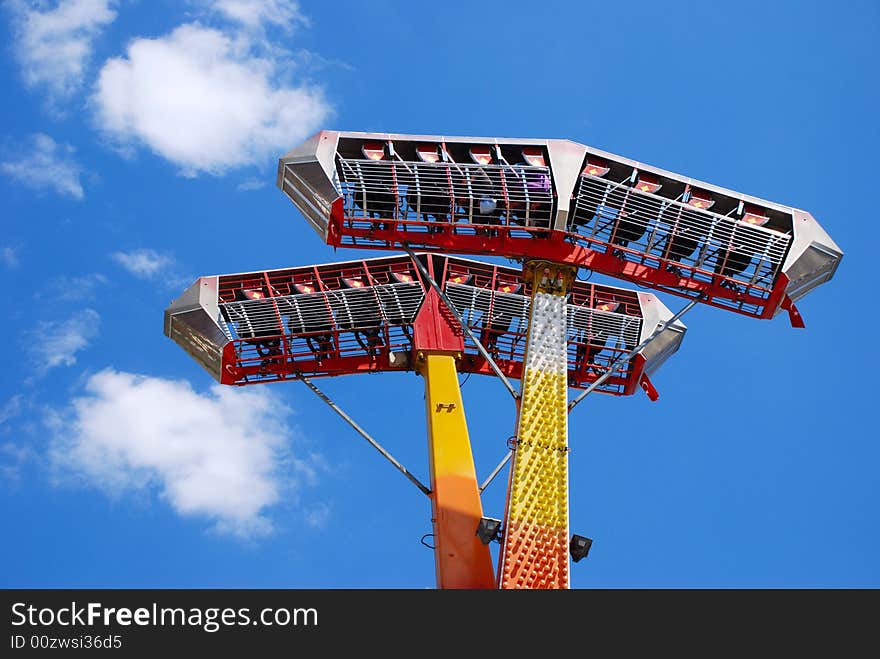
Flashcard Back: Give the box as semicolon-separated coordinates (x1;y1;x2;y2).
500;261;575;589
418;352;496;589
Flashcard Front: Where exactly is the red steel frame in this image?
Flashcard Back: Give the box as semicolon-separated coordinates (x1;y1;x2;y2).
289;131;824;327
217;255;419;385
214;254;653;398
327;197;797;325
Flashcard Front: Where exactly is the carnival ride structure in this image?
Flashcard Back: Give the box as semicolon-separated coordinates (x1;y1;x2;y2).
165;130;841;589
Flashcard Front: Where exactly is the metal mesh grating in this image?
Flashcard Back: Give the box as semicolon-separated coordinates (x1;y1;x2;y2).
571;173;792;295
337;157;554;230
219;282;424;339
445;282;643;392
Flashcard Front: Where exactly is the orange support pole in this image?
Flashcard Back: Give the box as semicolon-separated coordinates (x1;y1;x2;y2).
417;352;495;589
411;262;495;589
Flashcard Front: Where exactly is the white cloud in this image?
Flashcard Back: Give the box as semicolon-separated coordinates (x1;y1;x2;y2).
236;177;266;191
208;0;308;32
1;133;85;199
37;273;107;302
0;440;37;484
111;248;173;279
49;369;311;537
27;308;100;375
0;247;19;268
303;502;329;529
0;395;23;426
92;22;331;176
6;0;118;103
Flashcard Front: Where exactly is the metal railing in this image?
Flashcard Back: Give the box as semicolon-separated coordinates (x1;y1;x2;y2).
219;282;425;380
570;173;792;293
337;157;555;230
220;282;424;337
444;282;644;392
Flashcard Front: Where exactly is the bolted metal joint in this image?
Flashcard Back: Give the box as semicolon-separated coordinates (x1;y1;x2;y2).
523;260;577;296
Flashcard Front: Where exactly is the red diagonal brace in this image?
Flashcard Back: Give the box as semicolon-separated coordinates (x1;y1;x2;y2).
639;373;659;402
781;295;805;329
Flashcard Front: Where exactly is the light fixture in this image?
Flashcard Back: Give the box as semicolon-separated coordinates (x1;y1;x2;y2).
569;534;593;563
361;141;385;161
635;173;661;194
687;189;715;210
391;271;414;284
416;143;441;163
447;273;474;286
582;157;610;177
476;517;502;545
497;281;522;295
522;147;546;167
594;300;621;313
469;146;493;165
741;204;769;226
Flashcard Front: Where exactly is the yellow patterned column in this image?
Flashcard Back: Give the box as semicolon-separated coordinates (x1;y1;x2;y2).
500;261;575;589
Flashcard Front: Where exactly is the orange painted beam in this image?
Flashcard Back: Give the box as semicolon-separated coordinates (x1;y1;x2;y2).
419;353;495;589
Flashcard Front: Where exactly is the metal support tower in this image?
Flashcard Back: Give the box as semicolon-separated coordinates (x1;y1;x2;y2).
500;261;577;589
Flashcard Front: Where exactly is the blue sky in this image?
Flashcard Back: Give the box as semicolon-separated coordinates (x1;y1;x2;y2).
0;0;876;588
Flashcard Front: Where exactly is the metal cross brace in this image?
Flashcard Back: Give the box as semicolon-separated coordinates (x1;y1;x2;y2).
479;295;701;493
298;373;431;497
568;296;700;411
480;452;512;493
403;244;520;400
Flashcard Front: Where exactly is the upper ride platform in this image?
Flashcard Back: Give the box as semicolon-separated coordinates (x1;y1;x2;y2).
277;130;842;325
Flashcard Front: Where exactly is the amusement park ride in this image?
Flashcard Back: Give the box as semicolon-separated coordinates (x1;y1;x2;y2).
165;131;842;589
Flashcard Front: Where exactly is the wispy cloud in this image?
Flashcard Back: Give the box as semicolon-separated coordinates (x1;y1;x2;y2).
0;395;23;427
111;249;173;279
207;0;309;32
91;18;331;176
37;273;107;303
303;502;330;529
0;441;37;484
236;177;266;191
6;0;118;105
0;396;32;485
27;308;100;376
0;247;19;268
48;369;317;537
1;133;85;199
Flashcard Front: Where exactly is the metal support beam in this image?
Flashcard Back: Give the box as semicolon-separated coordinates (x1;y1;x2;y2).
499;260;576;589
298;374;431;496
479;450;512;493
418;353;496;589
403;245;520;400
